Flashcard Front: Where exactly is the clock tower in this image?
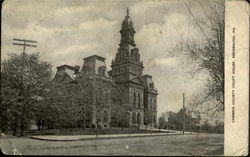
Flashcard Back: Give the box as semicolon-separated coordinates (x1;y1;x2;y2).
111;8;144;83
110;8;145;127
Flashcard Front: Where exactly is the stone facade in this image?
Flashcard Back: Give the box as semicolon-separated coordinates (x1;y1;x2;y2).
109;9;158;128
49;9;158;128
50;56;112;128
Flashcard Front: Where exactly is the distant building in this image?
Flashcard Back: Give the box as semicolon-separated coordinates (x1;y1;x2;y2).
167;109;201;130
49;9;158;129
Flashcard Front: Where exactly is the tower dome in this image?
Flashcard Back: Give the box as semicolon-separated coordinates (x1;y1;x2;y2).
122;8;133;28
120;7;136;46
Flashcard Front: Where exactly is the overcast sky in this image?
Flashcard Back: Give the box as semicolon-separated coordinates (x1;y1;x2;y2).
2;0;220;117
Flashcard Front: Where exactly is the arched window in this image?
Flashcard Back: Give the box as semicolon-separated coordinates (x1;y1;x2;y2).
153;99;156;110
98;66;105;76
103;110;108;123
149;99;152;109
133;92;136;107
137;112;141;125
153;115;156;123
138;93;140;107
132;112;136;124
131;52;134;61
149;83;154;89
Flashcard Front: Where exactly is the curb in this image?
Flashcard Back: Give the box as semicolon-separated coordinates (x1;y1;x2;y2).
29;133;187;142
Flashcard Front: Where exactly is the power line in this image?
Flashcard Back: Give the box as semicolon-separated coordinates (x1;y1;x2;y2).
183;0;209;40
208;0;221;18
198;0;213;25
188;0;190;40
207;0;214;11
160;7;183;38
168;13;183;38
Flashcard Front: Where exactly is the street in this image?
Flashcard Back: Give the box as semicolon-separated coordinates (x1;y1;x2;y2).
1;133;223;156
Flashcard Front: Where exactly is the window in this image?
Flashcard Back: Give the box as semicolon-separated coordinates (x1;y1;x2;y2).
149;99;152;109
103;110;108;123
132;112;136;124
138;93;140;107
149;83;154;89
98;66;105;76
133;92;136;107
153;115;156;123
137;112;141;125
131;52;134;61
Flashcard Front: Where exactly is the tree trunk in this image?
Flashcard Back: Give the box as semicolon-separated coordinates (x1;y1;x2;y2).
0;109;3;133
41;120;44;132
37;119;41;131
20;106;26;136
83;119;85;129
20;100;28;137
60;123;63;133
12;115;18;136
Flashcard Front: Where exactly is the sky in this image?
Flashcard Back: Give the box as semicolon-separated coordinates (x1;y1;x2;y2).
1;0;221;118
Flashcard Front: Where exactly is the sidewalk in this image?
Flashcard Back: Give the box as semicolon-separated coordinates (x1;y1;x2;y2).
148;128;197;134
29;130;194;141
0;133;22;155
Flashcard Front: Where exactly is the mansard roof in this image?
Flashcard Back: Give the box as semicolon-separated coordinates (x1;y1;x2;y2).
53;64;78;83
142;74;158;94
56;64;75;70
84;55;105;61
65;68;77;80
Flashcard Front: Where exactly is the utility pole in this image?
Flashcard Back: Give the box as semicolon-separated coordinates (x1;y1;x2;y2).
183;93;185;134
12;38;37;136
13;38;37;54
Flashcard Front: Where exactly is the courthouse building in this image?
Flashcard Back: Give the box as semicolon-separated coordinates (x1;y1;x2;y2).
49;9;158;129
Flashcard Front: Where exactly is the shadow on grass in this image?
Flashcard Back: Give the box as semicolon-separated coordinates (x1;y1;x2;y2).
205;146;224;156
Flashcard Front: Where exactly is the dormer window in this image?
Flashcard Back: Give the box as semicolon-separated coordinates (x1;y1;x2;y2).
98;66;106;76
149;83;154;89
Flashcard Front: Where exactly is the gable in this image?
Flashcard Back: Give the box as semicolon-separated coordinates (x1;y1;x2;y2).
62;74;74;82
130;76;144;85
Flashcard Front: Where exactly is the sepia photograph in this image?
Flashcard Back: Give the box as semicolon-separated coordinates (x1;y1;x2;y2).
0;0;240;156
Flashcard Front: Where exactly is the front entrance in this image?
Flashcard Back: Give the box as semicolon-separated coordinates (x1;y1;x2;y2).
137;112;141;125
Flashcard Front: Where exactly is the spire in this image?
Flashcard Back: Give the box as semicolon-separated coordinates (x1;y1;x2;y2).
127;7;130;17
120;8;136;47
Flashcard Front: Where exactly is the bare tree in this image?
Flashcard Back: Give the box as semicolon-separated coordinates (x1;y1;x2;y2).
174;0;224;117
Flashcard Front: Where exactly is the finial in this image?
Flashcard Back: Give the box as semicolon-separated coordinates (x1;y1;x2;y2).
127;7;130;16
